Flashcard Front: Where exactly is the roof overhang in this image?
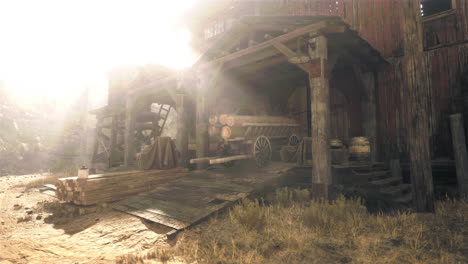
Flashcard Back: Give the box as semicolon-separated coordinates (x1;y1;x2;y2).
196;16;387;74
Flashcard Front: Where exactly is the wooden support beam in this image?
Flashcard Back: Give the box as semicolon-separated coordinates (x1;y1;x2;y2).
90;119;101;168
450;114;468;199
201;21;330;69
176;93;189;167
402;0;435;212
195;66;222;169
389;159;403;180
272;42;310;72
353;66;378;162
124;97;137;168
209;155;252;165
108;113;118;168
308;35;332;199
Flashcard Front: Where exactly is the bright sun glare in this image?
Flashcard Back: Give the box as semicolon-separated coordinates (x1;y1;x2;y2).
0;0;198;107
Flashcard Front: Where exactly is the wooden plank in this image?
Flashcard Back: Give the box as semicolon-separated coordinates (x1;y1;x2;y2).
170;177;254;193
112;203;188;230
119;196;214;223
59;168;186;181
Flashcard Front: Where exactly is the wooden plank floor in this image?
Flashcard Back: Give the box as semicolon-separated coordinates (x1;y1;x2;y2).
111;162;298;236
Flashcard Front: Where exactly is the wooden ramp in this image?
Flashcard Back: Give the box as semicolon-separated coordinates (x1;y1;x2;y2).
111;162;297;237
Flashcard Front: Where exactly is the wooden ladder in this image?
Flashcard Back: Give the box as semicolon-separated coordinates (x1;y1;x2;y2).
156;104;172;136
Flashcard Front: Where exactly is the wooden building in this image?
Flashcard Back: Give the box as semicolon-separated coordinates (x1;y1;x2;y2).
90;0;468;211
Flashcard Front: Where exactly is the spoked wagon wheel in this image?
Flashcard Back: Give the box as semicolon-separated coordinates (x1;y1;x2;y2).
288;134;301;146
253;136;272;167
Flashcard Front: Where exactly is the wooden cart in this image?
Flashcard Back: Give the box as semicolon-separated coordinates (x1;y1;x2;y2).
191;116;301;167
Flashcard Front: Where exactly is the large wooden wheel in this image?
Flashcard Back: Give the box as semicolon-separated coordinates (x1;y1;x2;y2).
253;136;272;167
288;134;301;146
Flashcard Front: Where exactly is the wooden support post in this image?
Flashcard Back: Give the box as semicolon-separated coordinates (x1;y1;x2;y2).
357;68;378;163
195;71;210;169
176;93;189;167
389;159;402;180
108;113;118;168
124;97;137;168
450;114;468;199
402;0;435;212
308;35;332;199
90;117;102;168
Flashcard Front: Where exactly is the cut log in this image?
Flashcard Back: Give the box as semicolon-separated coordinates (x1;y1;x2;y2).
220;123;299;139
224;115;298;127
209;115;219;125
209;155;252;165
209;126;221;137
190;156;219;164
219;114;229;125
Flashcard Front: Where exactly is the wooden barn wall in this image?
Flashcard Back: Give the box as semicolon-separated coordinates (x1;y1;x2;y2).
377;44;468;161
265;0;468;160
198;1;468;160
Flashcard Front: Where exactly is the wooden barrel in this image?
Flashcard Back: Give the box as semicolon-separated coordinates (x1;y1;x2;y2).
330;139;344;149
348;137;370;161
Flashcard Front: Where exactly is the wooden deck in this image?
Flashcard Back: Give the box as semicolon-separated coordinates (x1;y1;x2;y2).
111;162;299;237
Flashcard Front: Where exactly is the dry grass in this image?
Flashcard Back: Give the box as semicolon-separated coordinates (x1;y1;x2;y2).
116;188;468;264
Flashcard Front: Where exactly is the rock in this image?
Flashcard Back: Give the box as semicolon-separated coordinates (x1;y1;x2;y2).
17;215;32;223
26;210;33;215
36;214;42;220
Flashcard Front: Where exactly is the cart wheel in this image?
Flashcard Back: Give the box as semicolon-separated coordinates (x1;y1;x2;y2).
253;136;272;167
217;142;235;167
288;134;301;146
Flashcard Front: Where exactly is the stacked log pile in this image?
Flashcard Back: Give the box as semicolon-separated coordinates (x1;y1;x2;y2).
209;115;299;140
56;167;188;205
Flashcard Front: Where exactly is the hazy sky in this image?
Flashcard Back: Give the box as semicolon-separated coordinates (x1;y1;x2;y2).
0;0;198;108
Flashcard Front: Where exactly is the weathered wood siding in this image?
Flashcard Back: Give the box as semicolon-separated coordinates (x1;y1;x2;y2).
196;0;468;160
269;0;468;160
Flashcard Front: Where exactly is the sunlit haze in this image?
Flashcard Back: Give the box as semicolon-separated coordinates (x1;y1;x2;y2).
0;0;198;108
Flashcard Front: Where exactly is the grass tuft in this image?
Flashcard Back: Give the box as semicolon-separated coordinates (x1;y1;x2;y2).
115;188;468;264
173;188;468;264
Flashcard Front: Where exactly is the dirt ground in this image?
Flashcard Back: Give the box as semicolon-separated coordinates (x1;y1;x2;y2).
0;174;173;264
